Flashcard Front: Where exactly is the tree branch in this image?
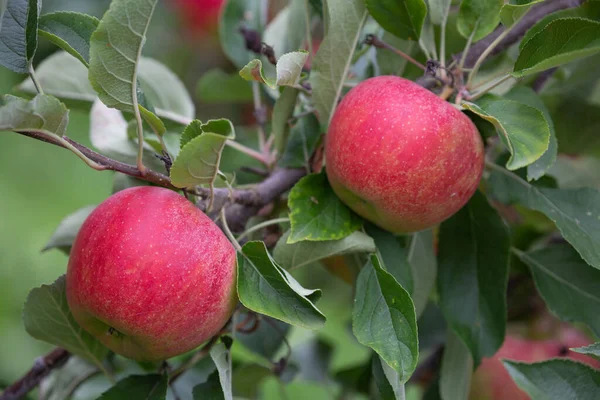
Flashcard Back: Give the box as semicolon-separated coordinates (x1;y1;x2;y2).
0;349;70;400
455;0;585;68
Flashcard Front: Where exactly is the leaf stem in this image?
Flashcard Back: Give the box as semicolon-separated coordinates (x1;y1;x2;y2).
59;137;107;171
237;218;290;242
468;74;514;101
304;0;313;56
365;34;426;71
440;18;448;67
225;140;268;165
220;208;242;252
28;63;44;95
458;24;478;72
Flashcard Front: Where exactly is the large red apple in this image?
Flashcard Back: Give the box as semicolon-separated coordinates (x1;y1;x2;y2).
170;0;224;34
66;187;237;361
469;331;600;400
325;76;484;233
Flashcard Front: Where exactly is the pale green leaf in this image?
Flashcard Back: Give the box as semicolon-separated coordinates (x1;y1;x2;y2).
44;205;95;252
196;69;253;104
272;87;299;154
439;331;473;400
457;0;503;41
97;374;167;400
239;51;308;89
0;94;68;136
408;229;437;318
209;342;233;400
571;342;600;361
499;0;544;28
263;0;307;57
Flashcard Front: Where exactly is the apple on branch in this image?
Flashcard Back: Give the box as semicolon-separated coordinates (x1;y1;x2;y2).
66;187;237;361
326;76;484;233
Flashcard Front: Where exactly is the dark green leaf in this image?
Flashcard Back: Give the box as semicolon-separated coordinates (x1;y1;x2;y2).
457;0;503;41
287;173;363;243
408;230;437;318
219;0;261;69
352;255;419;383
43;205;95;252
366;0;427;40
278;113;321;169
514;18;600;78
489;166;600;270
0;94;68;136
365;223;413;293
97;374;167;400
209;342;233;400
438;191;510;365
571;342;600;361
504;87;557;181
170;119;235;188
503;359;600;400
0;0;40;73
439;331;473;400
196;69;253;104
193;371;224;400
233;311;289;359
515;245;600;336
23;276;108;370
309;0;367;129
272;87;299;154
463;96;550;171
238;241;326;329
88;0;158;112
38;11;99;66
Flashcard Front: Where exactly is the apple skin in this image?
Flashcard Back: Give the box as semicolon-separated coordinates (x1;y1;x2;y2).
170;0;224;34
66;187;237;361
325;76;484;233
469;332;600;400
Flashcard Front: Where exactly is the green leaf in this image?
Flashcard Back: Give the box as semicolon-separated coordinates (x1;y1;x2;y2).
273;230;376;270
504;87;557;181
137;57;195;120
238;241;326;330
457;0;503;41
437;191;510;365
352;254;419;383
219;0;261;69
376;32;417;76
439;331;473;400
278;113;322;169
407;230;437;318
170;119;235;188
233;311;290;359
196;69;253;104
43;357;99;400
23;275;108;369
365;0;427;40
88;0;158;113
193;371;224;400
43;205;95;252
513;18;600;78
287;173;363;243
0;0;40;73
97;374;168;400
0;94;68;136
571;342;600;361
488;166;600;270
17;51;96;107
263;0;307;57
209;342;233;400
309;0;367;129
428;0;452;26
499;0;543;28
38;11;99;67
520;0;600;50
503;359;600;400
239;51;308;89
179;119;202;149
463;96;550;171
272;87;299;154
372;356;405;400
514;244;600;336
365;223;413;294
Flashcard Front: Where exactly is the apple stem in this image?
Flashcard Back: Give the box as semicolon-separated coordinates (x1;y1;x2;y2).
220;208;242;252
236;218;290;242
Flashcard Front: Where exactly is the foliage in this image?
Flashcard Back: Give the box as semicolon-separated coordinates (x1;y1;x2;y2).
1;0;600;398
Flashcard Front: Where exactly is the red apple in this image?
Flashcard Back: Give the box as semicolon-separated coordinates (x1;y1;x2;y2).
170;0;224;35
66;187;237;361
470;332;600;400
325;76;484;233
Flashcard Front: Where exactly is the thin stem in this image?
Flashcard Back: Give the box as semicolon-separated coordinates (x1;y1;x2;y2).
237;218;290;242
133;109;147;175
470;68;513;91
466;28;512;88
58;137;107;171
252;82;267;153
225;140;268;165
366;35;426;71
169;336;219;383
440;18;448;67
458;25;478;72
304;0;313;56
28;64;44;95
220;208;242;251
468;74;513;101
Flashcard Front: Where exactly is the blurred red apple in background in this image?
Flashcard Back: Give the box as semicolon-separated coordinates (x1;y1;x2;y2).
66;187;237;361
170;0;225;35
325;76;484;234
469;328;600;400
